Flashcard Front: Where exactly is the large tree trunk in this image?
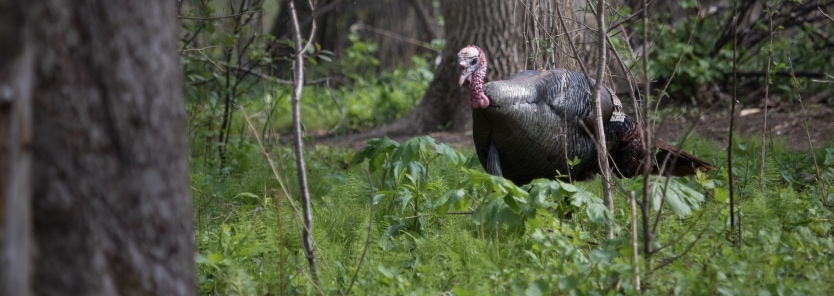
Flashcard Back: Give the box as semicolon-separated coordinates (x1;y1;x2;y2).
7;0;195;294
0;1;33;295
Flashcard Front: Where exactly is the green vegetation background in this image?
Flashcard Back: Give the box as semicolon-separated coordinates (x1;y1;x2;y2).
183;1;834;294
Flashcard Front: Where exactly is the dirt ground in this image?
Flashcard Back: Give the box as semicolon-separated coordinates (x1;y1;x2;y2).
324;103;833;153
654;104;834;151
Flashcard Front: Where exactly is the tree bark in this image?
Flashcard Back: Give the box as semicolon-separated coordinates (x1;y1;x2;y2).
0;1;33;295
13;0;195;294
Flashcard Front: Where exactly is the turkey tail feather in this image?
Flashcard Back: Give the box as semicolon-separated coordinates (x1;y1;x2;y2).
653;141;715;176
607;117;715;178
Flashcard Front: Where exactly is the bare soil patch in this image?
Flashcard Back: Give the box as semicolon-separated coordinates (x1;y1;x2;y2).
319;104;832;153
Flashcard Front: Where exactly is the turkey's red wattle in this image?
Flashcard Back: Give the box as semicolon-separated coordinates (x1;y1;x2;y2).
466;46;490;109
468;75;489;109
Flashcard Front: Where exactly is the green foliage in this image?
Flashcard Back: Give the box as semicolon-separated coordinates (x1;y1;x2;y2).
184;2;833;294
615;1;833;102
192;131;834;295
255;52;432;134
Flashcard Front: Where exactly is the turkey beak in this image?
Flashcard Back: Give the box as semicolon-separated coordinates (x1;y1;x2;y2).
458;65;472;86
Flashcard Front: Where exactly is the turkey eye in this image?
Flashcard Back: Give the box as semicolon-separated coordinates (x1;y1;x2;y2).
470;60;476;65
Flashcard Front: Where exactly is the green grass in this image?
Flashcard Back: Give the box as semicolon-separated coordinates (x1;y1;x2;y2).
191;129;834;295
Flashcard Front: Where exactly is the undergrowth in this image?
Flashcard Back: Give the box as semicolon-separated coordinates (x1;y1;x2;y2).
192;132;834;295
183;2;834;294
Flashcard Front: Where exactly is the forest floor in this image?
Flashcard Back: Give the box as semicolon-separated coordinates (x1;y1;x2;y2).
324;102;834;152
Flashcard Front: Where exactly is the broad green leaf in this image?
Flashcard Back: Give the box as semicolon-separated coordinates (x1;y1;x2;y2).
824;148;834;166
651;176;705;217
585;202;607;224
207;253;224;264
714;187;730;204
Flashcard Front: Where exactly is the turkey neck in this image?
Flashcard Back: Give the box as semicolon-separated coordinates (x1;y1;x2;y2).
467;65;489;109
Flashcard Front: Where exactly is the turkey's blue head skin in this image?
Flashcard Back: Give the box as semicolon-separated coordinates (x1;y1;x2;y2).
457;45;489;109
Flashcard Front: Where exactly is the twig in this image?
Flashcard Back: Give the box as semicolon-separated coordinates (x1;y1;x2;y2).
222;61;330;85
728;0;739;245
588;0;615;241
188;101;252;139
182;51;330;85
653;0;702;118
177;9;261;20
292;0;317;58
652;116;702;237
606;0;657;33
345;169;376;294
350;24;439;52
630;191;641;291
650;222;710;273
651;201;709;255
325;79;346;134
400;211;474;220
277;0;345;40
735;71;825;78
760;3;776;189
179;45;218;54
641;0;653;261
821;7;834;22
289;0;319;281
239;108;301;220
787;48;831;207
555;4;589;74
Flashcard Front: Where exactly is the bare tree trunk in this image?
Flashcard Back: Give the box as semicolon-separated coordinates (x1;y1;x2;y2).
0;2;33;295
12;0;196;294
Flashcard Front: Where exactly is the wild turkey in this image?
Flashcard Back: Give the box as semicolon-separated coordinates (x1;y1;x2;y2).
457;45;714;185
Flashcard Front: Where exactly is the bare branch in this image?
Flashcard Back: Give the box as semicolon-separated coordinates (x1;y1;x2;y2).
728;0;739;246
293;0;318;58
641;0;654;260
239;107;301;227
821;6;834;22
760;3;776;190
607;0;657;32
787;48;831;207
178;45;218;53
177;9;261;20
653;1;702;118
179;52;333;85
630;191;641;291
557;3;589;74
350;24;439;52
324;80;346;134
589;0;615;241
288;0;318;281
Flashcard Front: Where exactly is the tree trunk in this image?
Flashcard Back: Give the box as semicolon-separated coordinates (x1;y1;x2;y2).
13;0;195;294
0;1;33;295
